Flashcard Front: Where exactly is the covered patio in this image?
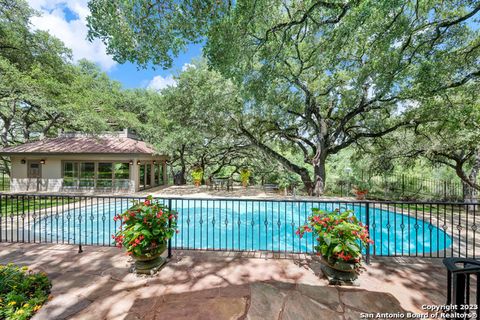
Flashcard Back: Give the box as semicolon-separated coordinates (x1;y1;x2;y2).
0;130;168;193
0;243;447;319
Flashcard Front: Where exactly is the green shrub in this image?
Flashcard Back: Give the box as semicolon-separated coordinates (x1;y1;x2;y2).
112;195;178;257
296;209;373;268
0;264;51;320
239;168;251;186
191;168;203;184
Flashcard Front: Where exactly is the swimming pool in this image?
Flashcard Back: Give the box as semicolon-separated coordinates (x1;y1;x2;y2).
33;199;452;256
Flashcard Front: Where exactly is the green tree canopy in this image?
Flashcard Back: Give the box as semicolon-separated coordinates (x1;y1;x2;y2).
143;62;253;184
0;0;144;172
88;0;480;195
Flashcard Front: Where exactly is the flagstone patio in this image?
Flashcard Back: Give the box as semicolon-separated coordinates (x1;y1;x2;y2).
0;243;447;320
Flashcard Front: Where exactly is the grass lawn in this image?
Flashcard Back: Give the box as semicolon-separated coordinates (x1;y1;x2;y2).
388;203;467;216
0;176;10;191
0;197;78;215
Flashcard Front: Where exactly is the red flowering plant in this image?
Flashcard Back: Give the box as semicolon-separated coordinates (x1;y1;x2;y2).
112;195;178;257
296;208;373;270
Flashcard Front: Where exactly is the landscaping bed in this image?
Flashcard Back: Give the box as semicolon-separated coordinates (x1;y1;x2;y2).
0;264;51;320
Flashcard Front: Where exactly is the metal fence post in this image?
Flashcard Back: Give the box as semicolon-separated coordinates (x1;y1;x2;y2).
365;201;370;265
444;180;447;201
168;198;172;259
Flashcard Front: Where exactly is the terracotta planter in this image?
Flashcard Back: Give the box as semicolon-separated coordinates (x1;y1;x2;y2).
132;242;167;274
319;257;360;285
194;180;201;187
354;190;368;200
242;181;248;188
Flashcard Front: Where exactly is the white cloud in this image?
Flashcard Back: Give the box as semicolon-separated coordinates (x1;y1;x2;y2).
146;62;197;91
27;0;116;71
147;75;177;91
182;63;196;71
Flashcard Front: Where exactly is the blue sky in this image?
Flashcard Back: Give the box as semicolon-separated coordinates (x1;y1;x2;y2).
27;0;203;90
107;44;203;89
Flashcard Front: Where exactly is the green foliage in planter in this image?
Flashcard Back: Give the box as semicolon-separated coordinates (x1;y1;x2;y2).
191;168;204;183
351;180;370;193
297;209;373;266
112;195;179;257
239;168;251;185
0;263;51;320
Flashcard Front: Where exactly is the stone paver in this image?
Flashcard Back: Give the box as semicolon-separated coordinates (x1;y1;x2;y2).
297;283;342;312
282;291;343;320
247;283;287;320
153;296;247;320
140;184;352;202
0;243;447;319
339;290;406;314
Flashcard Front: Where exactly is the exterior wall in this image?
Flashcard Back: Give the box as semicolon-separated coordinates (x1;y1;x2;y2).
8;155;166;194
163;161;168;186
134;158;168;191
10;157;62;192
131;157;139;193
10;156;28;192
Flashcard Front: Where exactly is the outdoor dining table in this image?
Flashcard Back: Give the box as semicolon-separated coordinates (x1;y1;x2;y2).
212;177;231;191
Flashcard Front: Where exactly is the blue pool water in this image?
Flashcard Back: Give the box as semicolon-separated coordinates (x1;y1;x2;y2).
34;199;452;255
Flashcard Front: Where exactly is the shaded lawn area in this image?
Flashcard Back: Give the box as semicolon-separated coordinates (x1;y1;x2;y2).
0;176;9;191
389;203;468;215
0;196;78;215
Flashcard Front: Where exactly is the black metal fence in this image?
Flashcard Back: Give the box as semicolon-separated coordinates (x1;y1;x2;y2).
1;193;478;259
0;169;9;192
328;174;465;201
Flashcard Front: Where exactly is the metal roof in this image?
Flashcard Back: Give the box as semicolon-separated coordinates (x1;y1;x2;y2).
0;132;159;155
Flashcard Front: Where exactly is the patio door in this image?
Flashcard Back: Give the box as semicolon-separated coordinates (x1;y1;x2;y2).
145;164;151;188
139;164;145;190
27;161;42;191
138;163;152;190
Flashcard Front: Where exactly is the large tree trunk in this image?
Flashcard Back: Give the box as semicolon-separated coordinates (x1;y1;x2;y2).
463;150;480;210
454;148;480;192
174;145;187;185
0;117;11;148
200;155;206;184
0;157;10;175
177;165;187;185
299;170;314;196
239;125;315;195
312;150;327;196
313;161;326;196
0;117;12;175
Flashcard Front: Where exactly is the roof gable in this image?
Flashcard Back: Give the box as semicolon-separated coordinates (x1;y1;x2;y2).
0;132;158;155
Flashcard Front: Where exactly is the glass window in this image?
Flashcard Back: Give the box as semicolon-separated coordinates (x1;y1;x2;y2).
79;162;95;187
145;164;151;187
97;163;113;188
114;179;130;189
159;164;164;185
139;164;145;190
154;164;164;185
63;162;78;187
114;163;130;190
114;163;129;179
154;164;159;185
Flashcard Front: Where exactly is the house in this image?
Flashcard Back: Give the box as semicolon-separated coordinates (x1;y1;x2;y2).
0;129;168;193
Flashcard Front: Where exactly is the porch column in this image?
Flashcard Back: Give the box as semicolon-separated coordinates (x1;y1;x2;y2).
162;161;168;186
150;161;156;187
131;158;138;192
